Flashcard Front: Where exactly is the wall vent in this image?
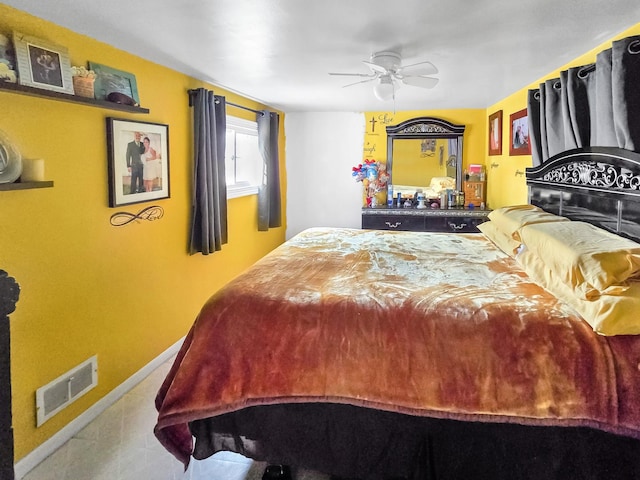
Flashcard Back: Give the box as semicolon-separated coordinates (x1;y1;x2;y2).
36;355;97;427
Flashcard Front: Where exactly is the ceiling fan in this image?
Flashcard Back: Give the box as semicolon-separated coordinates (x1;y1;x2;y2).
329;51;439;101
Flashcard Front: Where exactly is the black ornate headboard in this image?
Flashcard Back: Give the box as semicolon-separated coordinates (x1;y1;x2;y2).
0;270;19;480
526;147;640;243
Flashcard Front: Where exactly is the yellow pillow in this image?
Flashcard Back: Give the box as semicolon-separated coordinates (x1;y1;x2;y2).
488;205;569;241
517;247;640;335
518;221;640;296
477;221;521;257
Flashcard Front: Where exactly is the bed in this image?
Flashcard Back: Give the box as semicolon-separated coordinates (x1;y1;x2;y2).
155;147;640;480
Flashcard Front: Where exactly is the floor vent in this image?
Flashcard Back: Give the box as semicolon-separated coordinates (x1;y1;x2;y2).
36;355;98;427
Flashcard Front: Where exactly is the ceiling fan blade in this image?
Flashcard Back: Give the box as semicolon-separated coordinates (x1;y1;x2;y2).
362;60;388;74
329;72;375;77
342;77;378;88
401;75;439;89
398;61;438;77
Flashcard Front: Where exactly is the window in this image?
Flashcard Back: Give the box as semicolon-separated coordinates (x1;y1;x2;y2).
225;116;262;198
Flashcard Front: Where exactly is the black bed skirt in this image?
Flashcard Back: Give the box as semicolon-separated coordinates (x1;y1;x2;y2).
189;403;640;480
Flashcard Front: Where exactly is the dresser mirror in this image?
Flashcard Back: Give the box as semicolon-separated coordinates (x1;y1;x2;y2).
386;117;465;199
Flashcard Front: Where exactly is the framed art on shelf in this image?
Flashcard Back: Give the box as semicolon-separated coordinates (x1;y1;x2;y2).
509;108;531;156
488;110;503;156
90;62;140;105
106;118;170;207
13;31;74;94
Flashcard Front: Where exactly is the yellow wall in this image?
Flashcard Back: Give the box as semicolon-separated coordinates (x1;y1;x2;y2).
485;22;640;208
0;5;286;461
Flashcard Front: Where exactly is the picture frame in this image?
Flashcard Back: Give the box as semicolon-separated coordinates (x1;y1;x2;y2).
12;31;74;94
509;108;531;156
89;62;140;105
106;118;170;207
488;110;503;156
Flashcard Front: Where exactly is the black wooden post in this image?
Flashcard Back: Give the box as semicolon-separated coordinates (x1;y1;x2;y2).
0;270;20;480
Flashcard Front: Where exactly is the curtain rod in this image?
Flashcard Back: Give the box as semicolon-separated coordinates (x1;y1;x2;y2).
222;100;265;116
187;89;264;116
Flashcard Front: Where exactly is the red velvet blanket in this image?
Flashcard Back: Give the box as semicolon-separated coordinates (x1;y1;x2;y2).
154;227;640;467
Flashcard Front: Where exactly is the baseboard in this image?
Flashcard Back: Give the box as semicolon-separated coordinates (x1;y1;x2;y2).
13;337;184;479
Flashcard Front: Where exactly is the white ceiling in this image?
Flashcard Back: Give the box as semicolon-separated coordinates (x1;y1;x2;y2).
6;0;640;112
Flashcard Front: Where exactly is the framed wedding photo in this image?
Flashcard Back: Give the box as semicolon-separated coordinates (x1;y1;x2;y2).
106;118;170;207
509;108;531;156
488;110;503;156
13;31;74;94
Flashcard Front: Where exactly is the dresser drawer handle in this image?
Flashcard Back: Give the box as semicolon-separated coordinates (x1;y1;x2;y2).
448;222;467;230
385;221;402;228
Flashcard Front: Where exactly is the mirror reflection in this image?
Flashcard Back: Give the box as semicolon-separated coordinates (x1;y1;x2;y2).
386;117;465;201
392;138;458;184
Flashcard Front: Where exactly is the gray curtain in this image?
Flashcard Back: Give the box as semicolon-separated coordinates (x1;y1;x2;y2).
447;138;458;158
542;77;565;159
562;65;595;150
527;89;543;166
528;34;640;164
257;110;281;231
595;48;617;146
188;89;228;255
613;36;640;150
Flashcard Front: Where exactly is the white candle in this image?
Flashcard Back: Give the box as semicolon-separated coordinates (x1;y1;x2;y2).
21;158;45;182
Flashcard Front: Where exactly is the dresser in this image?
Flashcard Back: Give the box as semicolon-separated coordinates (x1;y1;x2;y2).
362;208;490;233
366;116;490;234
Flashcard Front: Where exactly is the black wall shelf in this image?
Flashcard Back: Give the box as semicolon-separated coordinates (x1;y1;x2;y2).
0;81;149;114
0;181;54;191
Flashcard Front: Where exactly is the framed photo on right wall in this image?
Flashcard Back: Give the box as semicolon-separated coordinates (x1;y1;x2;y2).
509;108;531;156
488;110;502;156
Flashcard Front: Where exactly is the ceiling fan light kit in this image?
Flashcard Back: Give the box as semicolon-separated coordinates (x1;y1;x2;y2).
329;50;439;102
373;75;396;101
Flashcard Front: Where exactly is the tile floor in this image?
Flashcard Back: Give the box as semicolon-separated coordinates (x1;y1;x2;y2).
21;357;331;480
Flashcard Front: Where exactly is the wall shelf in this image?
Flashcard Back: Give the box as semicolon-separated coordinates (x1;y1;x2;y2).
0;81;150;114
0;181;54;191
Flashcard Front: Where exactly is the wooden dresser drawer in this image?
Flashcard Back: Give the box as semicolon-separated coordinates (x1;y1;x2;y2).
362;209;490;233
362;214;425;231
427;215;487;233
